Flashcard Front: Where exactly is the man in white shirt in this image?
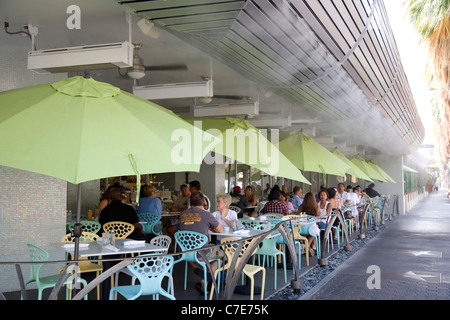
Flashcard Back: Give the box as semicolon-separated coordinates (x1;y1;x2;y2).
346;185;359;218
337;183;348;206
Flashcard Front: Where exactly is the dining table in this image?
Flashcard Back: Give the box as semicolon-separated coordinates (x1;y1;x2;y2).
161;211;181;218
58;238;165;299
208;228;280;239
60;238;164;258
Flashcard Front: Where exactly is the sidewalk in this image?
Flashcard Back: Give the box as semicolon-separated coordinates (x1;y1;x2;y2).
300;190;450;300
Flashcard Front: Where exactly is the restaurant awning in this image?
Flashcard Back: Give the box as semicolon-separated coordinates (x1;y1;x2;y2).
185;117;310;184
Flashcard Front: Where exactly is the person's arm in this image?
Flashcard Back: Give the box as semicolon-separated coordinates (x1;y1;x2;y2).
97;198;108;211
250;195;257;206
326;203;333;215
241;195;249;207
133;222;146;235
156;198;162;215
221;211;235;226
211;221;223;233
130;209;146;235
207;211;224;233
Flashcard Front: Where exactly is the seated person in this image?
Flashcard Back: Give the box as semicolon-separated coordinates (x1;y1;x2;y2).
99;187;146;240
168;184;191;212
137;184;162;216
291;186;304;210
166;184;191;236
281;191;295;213
297;192;320;255
364;183;384;198
244;185;257;206
263;189;289;215
189;180;211;211
229;186;250;218
212;193;238;241
179;192;223;294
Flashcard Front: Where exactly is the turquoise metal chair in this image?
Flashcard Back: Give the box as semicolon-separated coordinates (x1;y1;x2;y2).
112;235;172;299
239;218;263;230
71;213;87;220
252;224;287;289
262;213;284;219
297;215;321;259
109;255;175;300
270;218;302;274
25;244;87;300
67;220;101;234
173;231;221;300
138;212;162;235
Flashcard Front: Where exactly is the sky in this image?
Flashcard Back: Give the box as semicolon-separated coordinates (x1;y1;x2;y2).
383;0;434;144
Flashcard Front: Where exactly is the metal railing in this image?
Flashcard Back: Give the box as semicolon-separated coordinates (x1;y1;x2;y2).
3;220;304;300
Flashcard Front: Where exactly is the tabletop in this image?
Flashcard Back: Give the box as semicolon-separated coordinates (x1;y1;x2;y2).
59;239;165;258
208;228;280;239
161;211;181;218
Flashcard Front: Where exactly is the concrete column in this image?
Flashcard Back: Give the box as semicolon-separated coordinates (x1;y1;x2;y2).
371;154;405;215
189;152;226;212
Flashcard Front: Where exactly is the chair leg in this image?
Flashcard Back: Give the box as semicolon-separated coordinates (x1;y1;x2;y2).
249;276;254;301
260;268;266;300
272;256;277;289
282;253;287;283
203;267;208;301
96;271;100;300
184;261;188;290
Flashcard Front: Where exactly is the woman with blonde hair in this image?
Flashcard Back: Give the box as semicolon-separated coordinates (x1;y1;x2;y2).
212;193;238;240
137;184;162;216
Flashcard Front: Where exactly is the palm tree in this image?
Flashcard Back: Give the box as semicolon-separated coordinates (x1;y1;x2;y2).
406;0;450;167
406;0;449;102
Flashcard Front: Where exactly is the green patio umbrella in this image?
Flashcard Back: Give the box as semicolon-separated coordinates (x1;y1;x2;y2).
0;76;217;258
350;156;389;183
185;117;310;184
0;76;214;184
328;148;373;182
277;131;350;179
367;160;395;183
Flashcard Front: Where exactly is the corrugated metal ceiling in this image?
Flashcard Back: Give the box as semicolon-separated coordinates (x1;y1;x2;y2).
119;0;425;152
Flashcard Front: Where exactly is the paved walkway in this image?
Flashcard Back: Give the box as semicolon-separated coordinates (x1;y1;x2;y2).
301;190;450;300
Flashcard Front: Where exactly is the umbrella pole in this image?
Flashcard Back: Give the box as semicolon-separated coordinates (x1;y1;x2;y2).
73;184;82;263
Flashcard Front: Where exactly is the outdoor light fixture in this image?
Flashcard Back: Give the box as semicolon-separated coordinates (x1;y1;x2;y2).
27;42;133;74
137;18;162;39
133;80;213;100
192;102;259;117
249;115;291;128
127;50;146;79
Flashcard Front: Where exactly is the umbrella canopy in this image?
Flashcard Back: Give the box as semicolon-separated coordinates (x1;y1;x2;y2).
350;156;389;183
367;160;395;183
0;76;215;184
277;131;350;177
0;76;218;260
328;148;373;182
185;117;310;184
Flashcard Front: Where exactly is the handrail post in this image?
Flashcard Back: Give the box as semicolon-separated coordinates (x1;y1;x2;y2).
318;213;352;266
277;221;303;293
